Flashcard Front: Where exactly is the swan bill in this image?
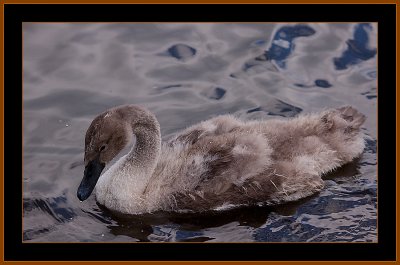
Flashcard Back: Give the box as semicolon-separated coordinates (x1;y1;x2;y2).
77;157;105;201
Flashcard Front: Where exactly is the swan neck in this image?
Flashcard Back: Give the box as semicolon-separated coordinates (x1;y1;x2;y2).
126;109;161;171
130;128;161;165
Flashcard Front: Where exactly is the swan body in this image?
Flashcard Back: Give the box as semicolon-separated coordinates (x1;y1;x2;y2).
77;105;366;215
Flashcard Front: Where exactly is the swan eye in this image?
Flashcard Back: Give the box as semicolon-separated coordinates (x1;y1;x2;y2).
99;145;107;152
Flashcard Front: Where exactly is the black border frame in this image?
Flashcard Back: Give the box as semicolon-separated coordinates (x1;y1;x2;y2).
5;4;396;261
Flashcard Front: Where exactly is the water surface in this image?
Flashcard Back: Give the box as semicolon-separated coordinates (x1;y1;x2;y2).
23;23;377;242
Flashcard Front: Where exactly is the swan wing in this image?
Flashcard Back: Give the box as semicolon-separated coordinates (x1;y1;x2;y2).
168;114;244;146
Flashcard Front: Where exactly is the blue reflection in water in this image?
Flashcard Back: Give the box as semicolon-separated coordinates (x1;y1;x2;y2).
208;87;226;100
255;192;376;242
23;194;77;240
262;24;316;69
23;195;76;224
175;230;204;241
295;79;332;89
334;23;376;70
247;100;302;117
167;44;196;61
315;79;332;88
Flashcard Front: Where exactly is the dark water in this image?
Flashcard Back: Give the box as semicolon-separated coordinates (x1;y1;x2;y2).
23;23;377;242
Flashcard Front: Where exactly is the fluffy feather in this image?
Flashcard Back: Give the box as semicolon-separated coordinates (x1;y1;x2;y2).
79;105;366;214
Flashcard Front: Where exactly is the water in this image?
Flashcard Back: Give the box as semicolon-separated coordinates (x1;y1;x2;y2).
23;23;377;242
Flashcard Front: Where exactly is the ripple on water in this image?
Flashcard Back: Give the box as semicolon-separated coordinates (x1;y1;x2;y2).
167;44;197;61
24;157;61;173
23;194;77;240
24;195;76;223
261;24;316;69
24;90;126;117
334;23;377;70
202;87;226;100
247;99;302;117
314;79;332;88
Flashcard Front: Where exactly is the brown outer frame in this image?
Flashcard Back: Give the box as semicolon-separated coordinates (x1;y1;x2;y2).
1;1;396;264
1;0;399;4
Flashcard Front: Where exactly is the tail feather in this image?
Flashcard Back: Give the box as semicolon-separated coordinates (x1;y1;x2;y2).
336;105;366;129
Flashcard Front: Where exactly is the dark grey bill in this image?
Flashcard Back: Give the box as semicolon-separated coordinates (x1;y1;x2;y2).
77;157;105;201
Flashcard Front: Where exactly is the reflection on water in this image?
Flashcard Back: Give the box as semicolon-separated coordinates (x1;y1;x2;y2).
261;24;316;69
23;23;377;242
334;23;377;70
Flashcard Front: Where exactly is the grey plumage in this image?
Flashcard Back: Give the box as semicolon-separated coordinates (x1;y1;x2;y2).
80;104;366;214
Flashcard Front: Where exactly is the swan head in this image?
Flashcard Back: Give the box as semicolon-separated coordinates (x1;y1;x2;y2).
77;109;131;201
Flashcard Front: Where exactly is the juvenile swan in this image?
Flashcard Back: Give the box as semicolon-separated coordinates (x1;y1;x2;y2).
77;105;366;214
